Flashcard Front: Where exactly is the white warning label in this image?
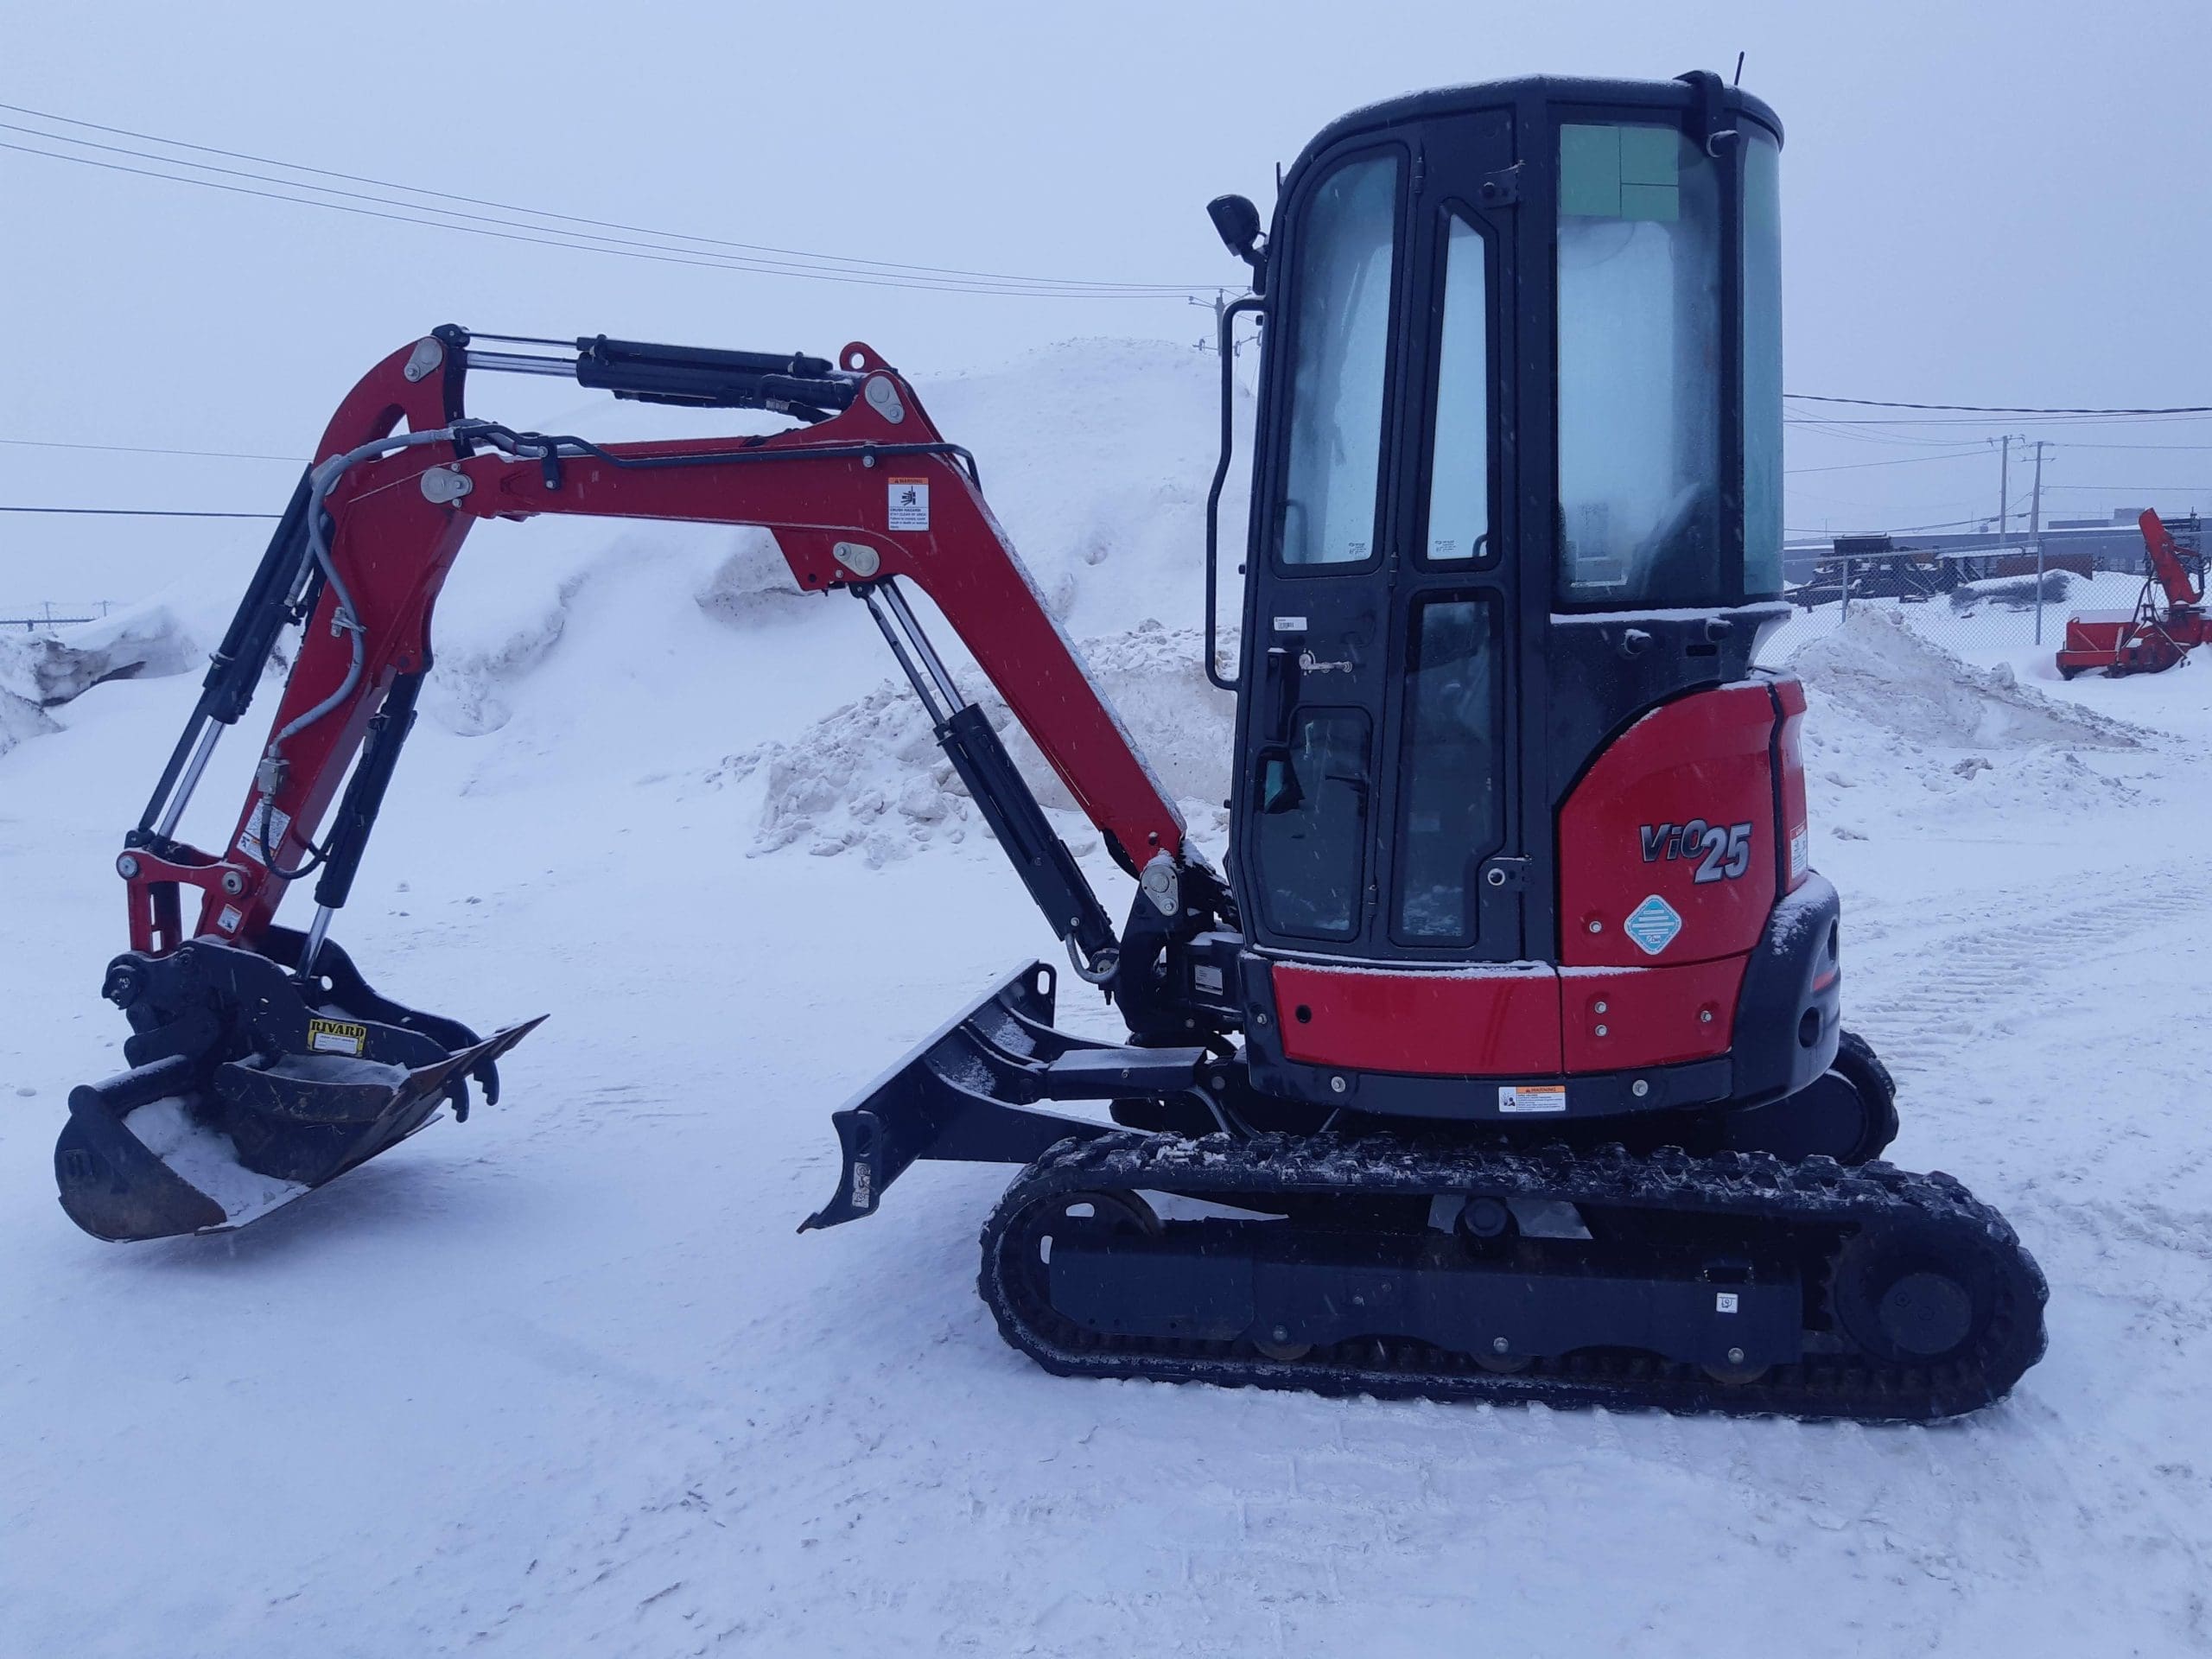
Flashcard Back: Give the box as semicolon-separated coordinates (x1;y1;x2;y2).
887;478;930;531
1497;1084;1567;1115
235;803;292;866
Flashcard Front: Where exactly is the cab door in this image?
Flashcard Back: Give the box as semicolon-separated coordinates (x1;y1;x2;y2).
1236;110;1524;964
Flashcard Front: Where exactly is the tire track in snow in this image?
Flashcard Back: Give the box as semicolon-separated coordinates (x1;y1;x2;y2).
1840;866;2202;1077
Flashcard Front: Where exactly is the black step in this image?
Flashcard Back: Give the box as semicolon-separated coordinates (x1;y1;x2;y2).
1038;1046;1206;1098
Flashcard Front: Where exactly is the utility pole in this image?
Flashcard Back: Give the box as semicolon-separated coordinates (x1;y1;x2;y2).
1993;434;2012;542
2024;439;2053;643
1189;289;1228;354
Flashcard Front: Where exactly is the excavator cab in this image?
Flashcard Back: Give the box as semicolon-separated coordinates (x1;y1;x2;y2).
1231;74;1781;962
1206;74;1846;1135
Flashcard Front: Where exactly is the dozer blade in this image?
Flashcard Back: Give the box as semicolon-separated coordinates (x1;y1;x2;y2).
801;960;1165;1232
56;1017;543;1243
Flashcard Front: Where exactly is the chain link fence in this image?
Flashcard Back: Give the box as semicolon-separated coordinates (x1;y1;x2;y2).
0;601;116;634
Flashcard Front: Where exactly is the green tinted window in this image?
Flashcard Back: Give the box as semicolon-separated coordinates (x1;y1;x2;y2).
1561;123;1686;222
1742;131;1785;597
1556;122;1724;607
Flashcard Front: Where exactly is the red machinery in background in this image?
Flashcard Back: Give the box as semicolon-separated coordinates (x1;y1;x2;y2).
2056;509;2207;677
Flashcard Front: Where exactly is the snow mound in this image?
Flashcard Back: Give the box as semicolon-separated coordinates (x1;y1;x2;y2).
913;338;1251;636
0;689;60;756
1794;608;2143;750
693;529;820;629
422;570;580;737
0;601;200;709
716;620;1236;865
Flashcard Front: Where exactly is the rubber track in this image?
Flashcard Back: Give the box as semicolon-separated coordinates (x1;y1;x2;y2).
978;1132;2048;1424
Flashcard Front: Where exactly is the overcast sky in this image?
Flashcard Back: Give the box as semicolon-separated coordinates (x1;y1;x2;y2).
5;0;2209;605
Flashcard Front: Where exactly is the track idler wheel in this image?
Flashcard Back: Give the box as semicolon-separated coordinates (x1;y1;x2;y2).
1004;1188;1161;1318
1831;1219;1990;1365
1721;1027;1900;1166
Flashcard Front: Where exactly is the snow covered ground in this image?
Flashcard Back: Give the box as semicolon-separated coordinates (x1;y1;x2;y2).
3;340;2210;1656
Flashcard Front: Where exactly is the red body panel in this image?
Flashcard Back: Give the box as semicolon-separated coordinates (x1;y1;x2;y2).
1560;957;1745;1071
1558;681;1779;969
1772;675;1810;893
1270;677;1802;1080
1272;962;1563;1074
1272;953;1748;1078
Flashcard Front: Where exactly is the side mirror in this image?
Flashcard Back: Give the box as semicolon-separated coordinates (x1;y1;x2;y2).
1206;194;1267;285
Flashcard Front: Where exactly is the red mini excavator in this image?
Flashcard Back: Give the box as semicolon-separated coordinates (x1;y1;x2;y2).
2056;507;2207;677
56;73;2044;1422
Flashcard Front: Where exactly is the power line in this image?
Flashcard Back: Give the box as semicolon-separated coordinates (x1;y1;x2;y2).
2043;483;2210;493
4;426;2188;475
0;505;282;518
2;99;1205;294
0;108;1214;301
1783;514;1989;536
0;137;1197;299
1788;411;2212;429
0;123;1204;297
1785;448;1988;475
1788;392;2212;416
2058;442;2212;453
0;435;303;462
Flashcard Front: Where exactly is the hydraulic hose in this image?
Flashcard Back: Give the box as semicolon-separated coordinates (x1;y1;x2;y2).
252;424;481;879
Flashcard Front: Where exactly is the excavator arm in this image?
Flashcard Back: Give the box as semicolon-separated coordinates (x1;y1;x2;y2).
128;329;1185;968
60;327;1216;1243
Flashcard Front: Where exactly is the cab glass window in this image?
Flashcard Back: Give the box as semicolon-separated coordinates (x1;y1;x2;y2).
1422;214;1491;563
1278;154;1401;568
1556;122;1723;606
1393;596;1503;942
1256;709;1370;940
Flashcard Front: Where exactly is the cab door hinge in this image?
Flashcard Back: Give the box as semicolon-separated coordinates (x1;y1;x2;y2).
1478;164;1522;208
1411;145;1426;194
